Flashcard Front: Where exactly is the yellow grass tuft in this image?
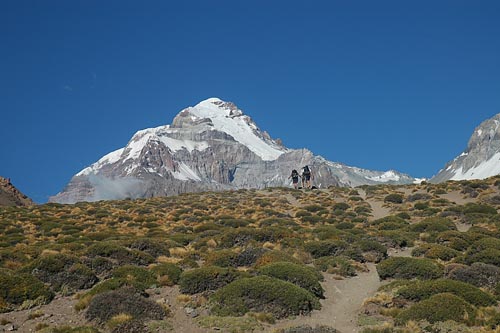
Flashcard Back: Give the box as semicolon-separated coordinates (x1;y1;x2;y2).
169;247;189;258
106;313;133;329
176;294;192;304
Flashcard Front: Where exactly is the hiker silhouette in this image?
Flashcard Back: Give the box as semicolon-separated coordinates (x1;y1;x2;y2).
301;165;313;189
288;169;301;189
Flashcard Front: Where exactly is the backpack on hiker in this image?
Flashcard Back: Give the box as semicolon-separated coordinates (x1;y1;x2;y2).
302;165;311;176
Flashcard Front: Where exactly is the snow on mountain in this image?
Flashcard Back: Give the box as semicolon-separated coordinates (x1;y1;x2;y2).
187;98;286;161
50;97;416;203
432;113;500;183
366;170;401;182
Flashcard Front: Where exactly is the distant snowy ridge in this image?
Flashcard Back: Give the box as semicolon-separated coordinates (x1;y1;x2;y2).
432;113;500;183
51;97;416;203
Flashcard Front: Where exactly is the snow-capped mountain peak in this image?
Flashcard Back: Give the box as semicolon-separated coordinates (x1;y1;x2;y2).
182;98;286;161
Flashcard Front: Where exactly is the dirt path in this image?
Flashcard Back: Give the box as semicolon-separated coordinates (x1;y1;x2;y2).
271;264;381;333
358;189;390;221
0;295;87;332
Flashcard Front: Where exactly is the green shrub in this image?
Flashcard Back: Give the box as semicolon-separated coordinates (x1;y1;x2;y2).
376;230;416;248
211;276;320;318
414;202;429;210
463;203;497;215
412;244;460;261
354;240;388;262
435;231;471;251
29;254;98;292
407;193;432;202
86;242;154;266
408;217;456;233
397;279;497;306
85;287;166;324
465;248;500;267
447;262;500;290
179;266;247;294
219;227;290;247
204;250;239;267
377;257;443;280
258;262;324;298
127;238;170;258
304;240;348;258
371;216;409;230
111;265;156;290
150;263;182;285
313;256;356;277
384;194;403;204
468;237;500;254
396;293;475;325
255;250;301;268
0;269;53;309
332;203;350;211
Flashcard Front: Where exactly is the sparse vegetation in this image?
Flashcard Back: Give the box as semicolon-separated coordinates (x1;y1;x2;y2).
0;179;499;331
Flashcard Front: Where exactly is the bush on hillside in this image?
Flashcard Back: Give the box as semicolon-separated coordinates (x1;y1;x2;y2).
435;231;471;251
313;256;356;277
384;194;403;204
446;262;500;290
468;237;500;254
258;262;324;298
377;230;416;248
395;293;475;325
179;266;248;294
219;227;290;248
204;250;239;267
0;269;53;310
304;240;349;259
407;193;432;202
126;238;170;258
397;279;497;307
86;242;154;266
85;287;166;324
210;276;321;318
465;248;500;267
411;244;460;261
111;265;156;290
463;203;498;215
332;203;350;212
30;254;98;292
233;247;268;267
408;217;456;233
377;257;443;280
354;240;388;263
150;263;182;286
254;250;301;268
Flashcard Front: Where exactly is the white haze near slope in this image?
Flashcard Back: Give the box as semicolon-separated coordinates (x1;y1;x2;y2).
87;174;145;201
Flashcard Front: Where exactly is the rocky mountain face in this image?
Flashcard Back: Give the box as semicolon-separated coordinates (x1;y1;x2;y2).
432;113;500;183
51;98;416;203
0;177;33;206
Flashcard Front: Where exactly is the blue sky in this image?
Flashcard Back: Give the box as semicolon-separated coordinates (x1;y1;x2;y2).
1;1;500;202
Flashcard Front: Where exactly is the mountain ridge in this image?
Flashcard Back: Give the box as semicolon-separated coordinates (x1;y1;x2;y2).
0;176;33;206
